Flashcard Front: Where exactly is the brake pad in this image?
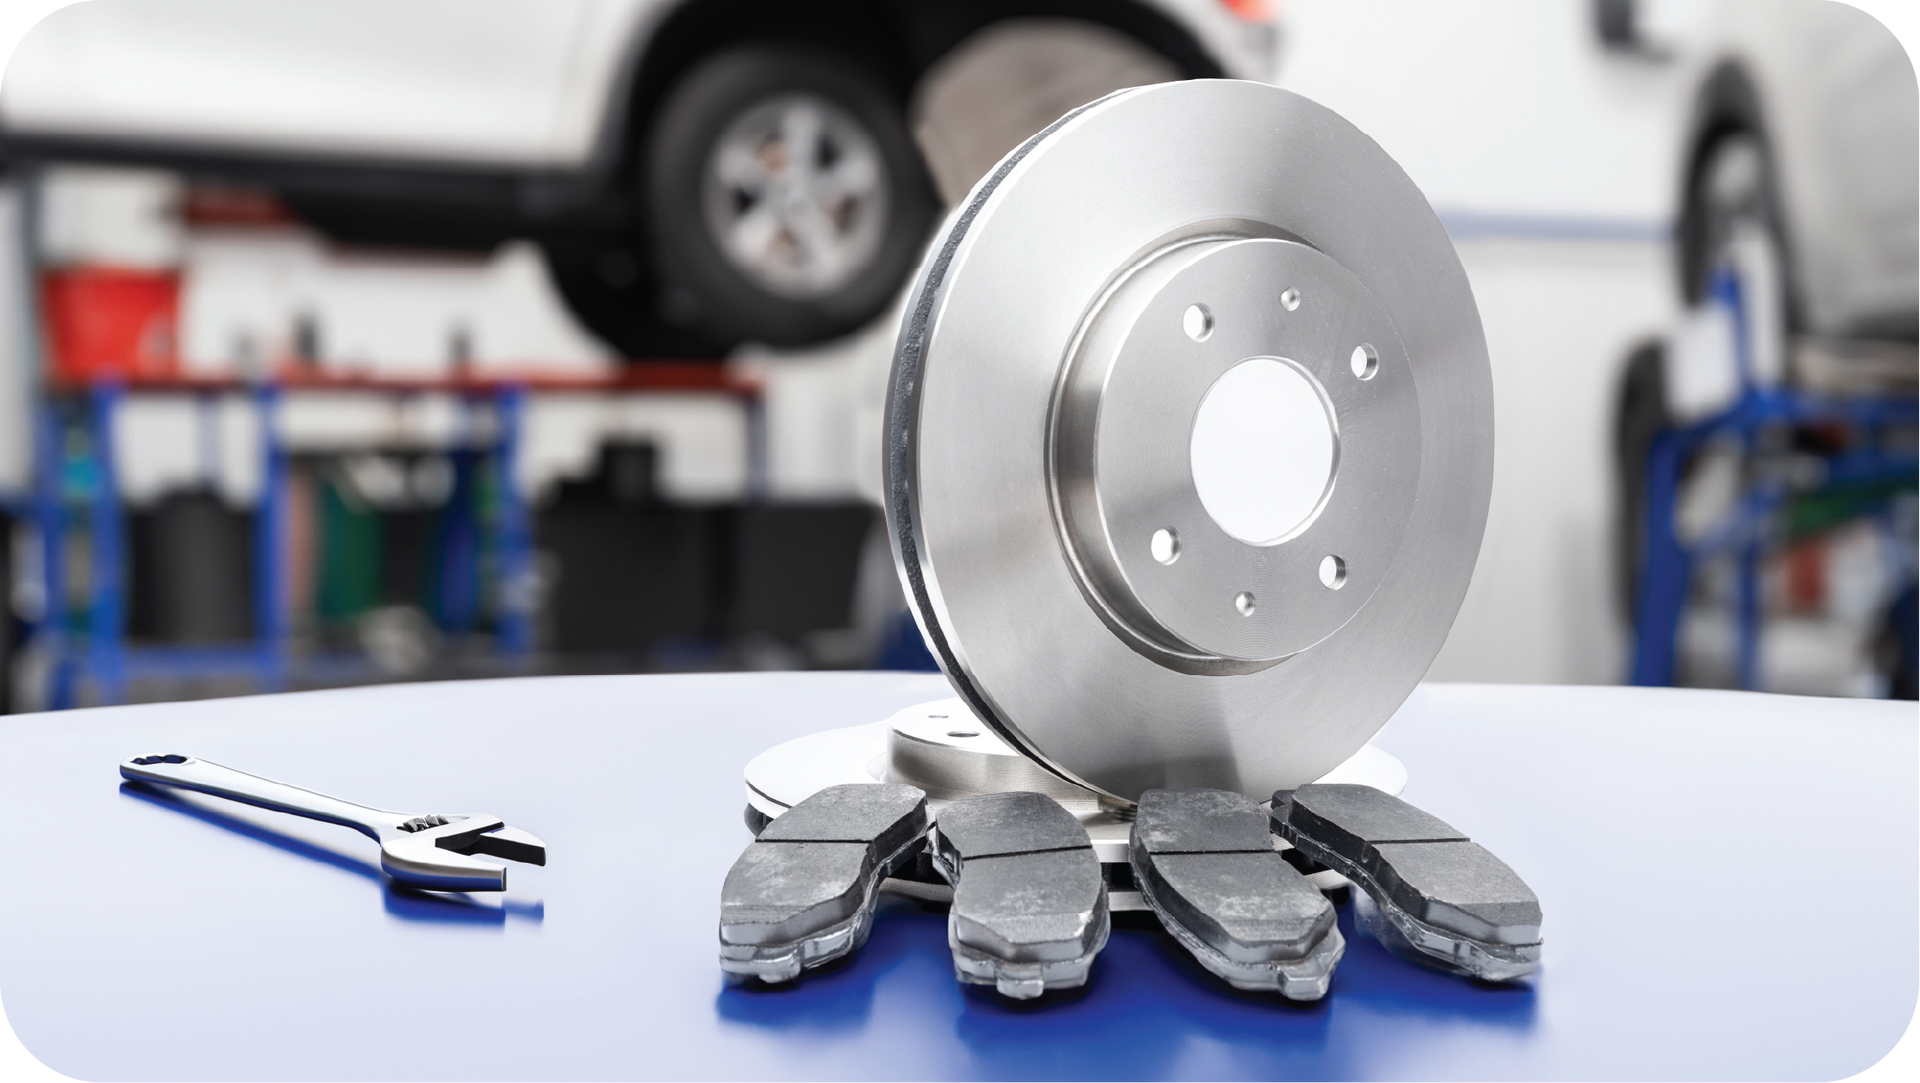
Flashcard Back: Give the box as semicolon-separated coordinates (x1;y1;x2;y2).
719;783;929;983
1130;788;1344;998
930;791;1109;999
1272;784;1542;981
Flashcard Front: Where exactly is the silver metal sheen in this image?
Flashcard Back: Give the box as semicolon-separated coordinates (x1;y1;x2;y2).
1051;236;1420;669
118;755;546;892
884;81;1493;802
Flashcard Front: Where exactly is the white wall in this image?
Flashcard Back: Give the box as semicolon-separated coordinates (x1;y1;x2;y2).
1274;0;1694;227
178;232;611;376
0;183;32;496
1273;0;1699;685
24;168;752;506
1426;238;1677;684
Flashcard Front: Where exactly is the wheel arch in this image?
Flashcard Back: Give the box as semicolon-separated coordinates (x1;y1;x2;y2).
542;0;1228;354
590;0;1226;196
1675;58;1803;329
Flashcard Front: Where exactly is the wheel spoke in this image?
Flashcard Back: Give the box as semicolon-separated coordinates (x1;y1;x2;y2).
713;140;771;191
778;102;826;183
786;202;845;273
817;148;880;202
727;203;785;263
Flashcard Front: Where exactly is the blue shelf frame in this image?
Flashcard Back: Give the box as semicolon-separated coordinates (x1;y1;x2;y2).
1629;269;1919;688
29;378;535;709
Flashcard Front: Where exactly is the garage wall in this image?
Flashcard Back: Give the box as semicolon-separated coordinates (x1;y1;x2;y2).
1275;0;1690;685
1428;238;1677;684
1274;0;1691;226
0;184;29;495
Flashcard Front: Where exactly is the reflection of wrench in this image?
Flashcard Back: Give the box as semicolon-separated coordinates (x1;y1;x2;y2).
121;755;546;892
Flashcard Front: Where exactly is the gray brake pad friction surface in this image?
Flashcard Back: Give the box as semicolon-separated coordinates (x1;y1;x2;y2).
1130;789;1344;999
1272;783;1542;981
719;783;928;983
931;791;1109;999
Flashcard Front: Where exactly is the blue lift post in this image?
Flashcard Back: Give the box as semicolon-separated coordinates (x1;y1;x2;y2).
38;376;534;708
31;394;72;709
491;382;534;658
251;381;290;692
1630;267;1920;689
85;381;127;705
47;379;290;706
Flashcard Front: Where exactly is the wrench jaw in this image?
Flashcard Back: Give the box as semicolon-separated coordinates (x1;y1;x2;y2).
380;814;546;893
452;823;548;867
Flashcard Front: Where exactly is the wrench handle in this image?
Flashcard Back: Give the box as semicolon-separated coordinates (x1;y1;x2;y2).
121;756;400;839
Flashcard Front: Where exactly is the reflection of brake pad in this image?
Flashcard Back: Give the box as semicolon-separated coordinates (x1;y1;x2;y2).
719;784;928;983
931;791;1109;999
1272;784;1542;981
1130;789;1344;999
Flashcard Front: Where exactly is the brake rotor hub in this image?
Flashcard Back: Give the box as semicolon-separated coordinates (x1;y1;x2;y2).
1052;235;1423;671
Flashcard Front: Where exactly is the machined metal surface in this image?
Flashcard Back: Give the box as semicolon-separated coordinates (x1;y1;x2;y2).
884;80;1492;801
1052;237;1421;667
889;707;1100;811
119;755;546;892
1273;784;1542;981
744;699;1405;815
740;696;1407;881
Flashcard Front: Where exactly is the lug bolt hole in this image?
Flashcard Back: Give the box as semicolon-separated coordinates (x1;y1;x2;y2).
1319;555;1347;590
1350;344;1378;380
1182;304;1213;342
1280;288;1301;312
1150;527;1180;565
1234;591;1256;616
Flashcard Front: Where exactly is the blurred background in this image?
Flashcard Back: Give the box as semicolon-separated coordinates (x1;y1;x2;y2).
0;0;1911;712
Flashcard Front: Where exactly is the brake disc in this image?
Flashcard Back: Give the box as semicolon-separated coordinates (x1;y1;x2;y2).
884;80;1492;802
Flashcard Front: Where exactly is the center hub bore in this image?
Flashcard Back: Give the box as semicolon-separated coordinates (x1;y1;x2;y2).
1049;236;1424;671
1190;356;1338;546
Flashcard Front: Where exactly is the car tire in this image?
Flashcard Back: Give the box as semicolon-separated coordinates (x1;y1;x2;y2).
645;45;938;348
1612;338;1670;623
540;231;727;359
1879;584;1918;700
1679;131;1789;317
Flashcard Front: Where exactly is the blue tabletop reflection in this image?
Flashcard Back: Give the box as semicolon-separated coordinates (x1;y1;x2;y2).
120;781;545;926
718;896;1536;1080
2;675;1910;1080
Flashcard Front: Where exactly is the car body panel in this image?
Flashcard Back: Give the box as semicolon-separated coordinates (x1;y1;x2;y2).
0;0;656;167
1150;0;1276;82
0;0;1266;172
1694;0;1917;337
0;0;1275;352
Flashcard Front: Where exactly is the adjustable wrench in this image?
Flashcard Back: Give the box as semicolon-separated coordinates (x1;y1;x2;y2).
121;754;546;892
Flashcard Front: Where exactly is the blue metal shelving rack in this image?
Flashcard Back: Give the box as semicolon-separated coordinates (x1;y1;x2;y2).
29;376;537;709
1629;268;1919;689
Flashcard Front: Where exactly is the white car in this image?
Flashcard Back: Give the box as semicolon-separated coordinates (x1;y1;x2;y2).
0;0;1277;356
1593;0;1918;373
1597;0;1920;675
